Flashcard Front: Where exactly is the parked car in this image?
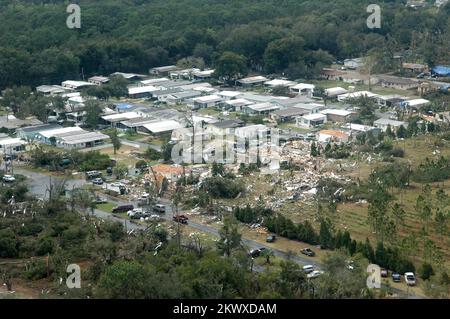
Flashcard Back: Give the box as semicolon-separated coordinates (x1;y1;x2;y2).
381;269;388;278
2;175;15;183
110;182;124;188
392;273;401;283
92;178;104;185
266;235;276;243
95;197;107;204
106;167;113;175
249;249;261;258
153;204;166;213
404;272;416;286
127;208;143;217
85;170;102;180
112;204;134;214
307;270;324;279
303;265;315;274
300;248;316;257
173;215;188;224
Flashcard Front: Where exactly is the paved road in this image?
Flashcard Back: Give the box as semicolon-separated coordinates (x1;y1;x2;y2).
15;167;420;298
15;167;320;268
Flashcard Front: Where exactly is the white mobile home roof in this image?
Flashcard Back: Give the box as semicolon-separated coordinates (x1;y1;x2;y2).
128;85;158;95
374;118;407;127
325;87;348;96
193;94;222;103
337;91;378;101
60;131;109;145
102;112;141;121
62;80;96;89
142;120;183;133
238;76;268;84
0;137;26;147
246;102;280;112
405;98;430;107
140;78;169;85
321;109;354;117
218;91;242;98
291;83;315;90
40;126;84;138
265;79;296;87
302;113;327;121
225;99;253;107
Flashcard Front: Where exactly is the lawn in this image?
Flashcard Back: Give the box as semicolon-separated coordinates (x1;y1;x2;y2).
96;202;115;213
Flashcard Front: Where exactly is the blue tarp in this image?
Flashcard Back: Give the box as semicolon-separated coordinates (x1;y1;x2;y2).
432;65;450;77
116;103;133;111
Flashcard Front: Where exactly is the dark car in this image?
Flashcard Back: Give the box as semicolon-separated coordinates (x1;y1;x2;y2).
112;204;134;214
173;215;188;224
300;248;316;257
266;235;276;243
249;249;261;258
392;273;401;283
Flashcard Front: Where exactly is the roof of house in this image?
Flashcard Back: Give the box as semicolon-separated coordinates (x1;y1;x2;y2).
245;102;280;112
151;164;185;175
151;88;183;97
0;116;44;130
140;78;170;85
404;98;431;106
291;83;315;90
61;80;96;89
193;94;223;103
237;76;268;84
218;91;242;98
17;123;61;134
374;118;407;127
274;107;309;118
325;87;348;96
0;137;26;146
102;112;141;122
150;65;180;73
265;79;296;87
338;91;378;100
224;98;253;107
302;113;327;121
142;120;183;133
88;76;110;83
321;109;355;117
128;85;158;95
210;119;244;129
317;130;349;139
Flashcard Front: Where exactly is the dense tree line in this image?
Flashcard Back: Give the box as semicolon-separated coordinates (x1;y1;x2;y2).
0;1;449;89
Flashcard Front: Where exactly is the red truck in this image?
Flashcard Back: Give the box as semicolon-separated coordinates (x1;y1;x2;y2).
173;215;189;224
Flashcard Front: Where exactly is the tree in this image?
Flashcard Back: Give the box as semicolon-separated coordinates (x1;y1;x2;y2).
113;163;128;180
214;51;247;83
319;218;334;249
397;125;407;139
216;216;242;257
106;128;121;155
310;142;318;157
419;263;434;280
84;100;102;129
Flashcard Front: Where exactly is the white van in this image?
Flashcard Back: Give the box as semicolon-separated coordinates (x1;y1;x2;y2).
303;265;315;274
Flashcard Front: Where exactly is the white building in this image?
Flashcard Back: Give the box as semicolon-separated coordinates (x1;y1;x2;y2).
193;95;223;109
325;87;348;97
337;91;378;102
290;83;315;97
61;80;96;91
373;118;408;131
296;113;327;128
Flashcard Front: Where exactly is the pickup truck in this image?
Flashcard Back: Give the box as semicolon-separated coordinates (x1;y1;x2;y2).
173;215;188;224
